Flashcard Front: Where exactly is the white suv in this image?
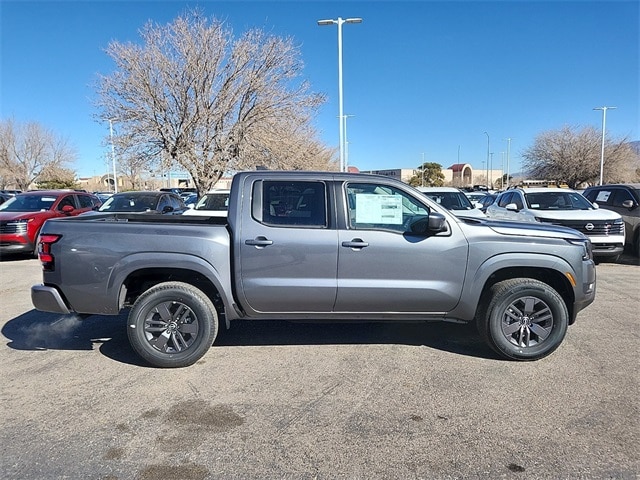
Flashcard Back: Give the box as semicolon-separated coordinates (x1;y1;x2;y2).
486;187;625;261
416;187;486;218
182;190;230;217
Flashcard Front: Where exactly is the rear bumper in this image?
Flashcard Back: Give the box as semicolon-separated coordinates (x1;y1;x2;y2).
31;284;72;314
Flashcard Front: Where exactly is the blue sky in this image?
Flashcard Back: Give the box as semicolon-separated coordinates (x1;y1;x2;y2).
1;0;638;179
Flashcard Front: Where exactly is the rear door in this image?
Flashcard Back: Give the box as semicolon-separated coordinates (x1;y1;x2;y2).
237;178;339;313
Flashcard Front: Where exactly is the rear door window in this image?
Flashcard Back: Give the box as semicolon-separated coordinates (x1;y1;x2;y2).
257;181;327;228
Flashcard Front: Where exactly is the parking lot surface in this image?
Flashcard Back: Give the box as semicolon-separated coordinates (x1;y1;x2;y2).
1;254;638;479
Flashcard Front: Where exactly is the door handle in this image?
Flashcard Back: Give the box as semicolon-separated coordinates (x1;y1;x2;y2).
245;236;274;247
342;239;369;249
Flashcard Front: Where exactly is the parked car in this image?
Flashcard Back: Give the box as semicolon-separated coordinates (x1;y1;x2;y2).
0;189;22;196
94;191;188;215
182;193;199;208
416;187;486;218
93;191;114;203
160;187;197;197
477;193;498;213
464;191;489;208
486;187;625;261
0;190;100;256
182;189;230;217
583;183;640;257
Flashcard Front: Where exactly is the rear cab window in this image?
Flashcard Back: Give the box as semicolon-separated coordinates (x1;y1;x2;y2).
253;180;328;228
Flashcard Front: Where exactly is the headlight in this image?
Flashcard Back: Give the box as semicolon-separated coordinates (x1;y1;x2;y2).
7;218;31;233
568;239;592;261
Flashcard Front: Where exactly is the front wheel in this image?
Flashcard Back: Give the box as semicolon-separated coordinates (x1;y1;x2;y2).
127;282;218;368
477;279;569;361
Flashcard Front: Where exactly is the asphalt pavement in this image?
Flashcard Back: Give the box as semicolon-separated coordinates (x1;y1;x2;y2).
0;253;638;479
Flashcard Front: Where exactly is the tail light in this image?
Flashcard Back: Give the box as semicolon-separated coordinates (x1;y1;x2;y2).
38;234;62;271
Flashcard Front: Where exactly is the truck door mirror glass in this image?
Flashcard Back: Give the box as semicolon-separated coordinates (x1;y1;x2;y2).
408;213;447;235
428;212;447;232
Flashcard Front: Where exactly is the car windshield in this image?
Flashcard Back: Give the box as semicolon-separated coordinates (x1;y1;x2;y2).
99;194;158;212
195;193;230;211
423;192;474;210
0;194;57;212
525;191;593;210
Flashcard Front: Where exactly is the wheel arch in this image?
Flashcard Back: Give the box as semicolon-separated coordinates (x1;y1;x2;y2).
477;266;575;323
450;253;578;325
107;253;236;325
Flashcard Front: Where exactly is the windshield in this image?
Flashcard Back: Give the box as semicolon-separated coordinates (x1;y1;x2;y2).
525;191;594;210
0;194;57;212
99;194;158;212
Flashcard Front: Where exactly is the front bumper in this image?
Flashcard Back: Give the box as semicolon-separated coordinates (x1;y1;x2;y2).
31;284;72;314
591;242;624;258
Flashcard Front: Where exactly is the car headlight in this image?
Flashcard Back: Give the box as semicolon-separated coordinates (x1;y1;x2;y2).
7;218;31;233
568;239;593;261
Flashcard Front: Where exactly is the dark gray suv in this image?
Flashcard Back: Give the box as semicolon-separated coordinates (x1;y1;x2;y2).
583;184;640;257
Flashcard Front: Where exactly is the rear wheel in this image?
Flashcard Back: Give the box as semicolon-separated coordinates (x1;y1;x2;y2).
477;279;569;361
127;282;218;368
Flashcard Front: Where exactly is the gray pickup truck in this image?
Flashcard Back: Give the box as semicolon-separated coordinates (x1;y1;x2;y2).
31;171;596;367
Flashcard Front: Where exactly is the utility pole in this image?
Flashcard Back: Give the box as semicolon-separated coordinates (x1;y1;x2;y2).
593;106;616;185
505;138;512;188
484;132;490;189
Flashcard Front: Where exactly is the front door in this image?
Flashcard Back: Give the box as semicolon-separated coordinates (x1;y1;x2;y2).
334;182;468;314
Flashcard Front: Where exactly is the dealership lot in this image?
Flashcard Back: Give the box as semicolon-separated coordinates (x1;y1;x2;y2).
0;254;638;479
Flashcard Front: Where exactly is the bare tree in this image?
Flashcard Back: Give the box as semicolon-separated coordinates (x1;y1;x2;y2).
0;118;77;190
96;10;332;194
521;126;637;189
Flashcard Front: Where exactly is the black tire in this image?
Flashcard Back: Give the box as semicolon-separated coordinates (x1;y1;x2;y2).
127;282;218;368
477;278;569;361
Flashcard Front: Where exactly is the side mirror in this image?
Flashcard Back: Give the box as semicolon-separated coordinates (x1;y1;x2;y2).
505;203;519;212
622;199;635;209
409;212;447;235
61;205;75;214
162;206;174;214
592;202;599;209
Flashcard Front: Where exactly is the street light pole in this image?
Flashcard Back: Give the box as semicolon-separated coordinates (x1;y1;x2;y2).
489;152;494;189
593;106;616;186
484;132;490;188
505;137;511;188
108;119;118;194
421;152;425;187
318;16;362;172
344;114;355;171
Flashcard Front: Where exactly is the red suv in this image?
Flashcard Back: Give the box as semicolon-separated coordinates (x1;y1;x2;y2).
0;190;100;257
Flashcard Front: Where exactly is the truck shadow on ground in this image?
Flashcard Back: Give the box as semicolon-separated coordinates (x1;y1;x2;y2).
2;310;501;366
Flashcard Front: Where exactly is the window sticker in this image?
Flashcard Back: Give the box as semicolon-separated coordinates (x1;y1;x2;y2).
595;191;611;202
355;194;403;224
